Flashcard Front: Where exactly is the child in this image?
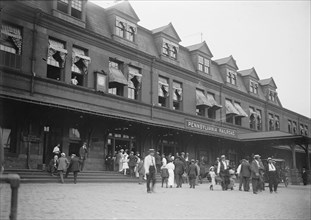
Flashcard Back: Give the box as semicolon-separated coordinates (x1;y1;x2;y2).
209;166;216;190
227;166;236;190
137;158;145;184
161;165;169;188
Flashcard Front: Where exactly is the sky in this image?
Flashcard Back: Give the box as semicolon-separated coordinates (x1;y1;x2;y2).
91;0;311;118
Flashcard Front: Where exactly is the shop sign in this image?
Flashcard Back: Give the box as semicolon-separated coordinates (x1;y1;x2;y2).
185;120;237;137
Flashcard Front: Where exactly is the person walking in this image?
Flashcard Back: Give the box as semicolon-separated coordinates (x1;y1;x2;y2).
217;155;228;190
122;150;129;175
302;168;308;185
79;142;88;171
137;158;145;184
240;156;251;191
65;154;81;184
128;151;137;178
160;163;169;188
209;166;216;190
250;154;261;194
57;153;69;184
266;157;278;193
155;151;162;173
144;149;157;193
52;144;61;157
117;149;124;172
174;157;185;188
166;158;175;188
188;159;198;189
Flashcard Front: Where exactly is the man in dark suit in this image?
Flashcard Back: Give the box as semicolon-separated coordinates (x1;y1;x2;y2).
266;157;278;193
79;142;88;171
240;156;251;191
217;155;228;190
174;157;185;188
65;154;81;184
250;154;261;194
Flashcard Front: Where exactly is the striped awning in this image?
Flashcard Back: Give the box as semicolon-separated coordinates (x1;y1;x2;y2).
206;93;222;110
196;90;212;107
108;68;128;85
225;100;240;115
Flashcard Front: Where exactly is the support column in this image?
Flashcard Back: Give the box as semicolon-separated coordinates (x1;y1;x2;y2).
290;145;300;185
305;144;310;170
291;145;297;169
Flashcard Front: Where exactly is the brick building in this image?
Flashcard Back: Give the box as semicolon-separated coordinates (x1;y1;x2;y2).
0;1;310;179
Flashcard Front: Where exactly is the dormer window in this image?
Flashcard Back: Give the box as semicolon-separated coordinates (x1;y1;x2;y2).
57;0;68;14
226;69;237;85
162;39;179;60
250;80;258;94
116;21;126;38
269;90;277;102
115;17;137;42
198;56;210;74
162;43;170;57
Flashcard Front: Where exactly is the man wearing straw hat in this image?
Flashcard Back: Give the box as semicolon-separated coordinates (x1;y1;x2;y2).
144;149;157;193
267;157;278;193
250;154;261;194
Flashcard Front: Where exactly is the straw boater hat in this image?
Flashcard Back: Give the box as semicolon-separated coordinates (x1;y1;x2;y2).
221;155;225;158
209;166;214;171
254;154;261;159
149;148;155;153
267;157;272;161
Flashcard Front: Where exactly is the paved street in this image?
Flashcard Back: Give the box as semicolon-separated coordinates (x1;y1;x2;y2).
1;181;310;220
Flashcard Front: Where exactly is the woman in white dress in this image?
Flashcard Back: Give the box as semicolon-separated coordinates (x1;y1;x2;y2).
122;151;129;175
166;159;175;188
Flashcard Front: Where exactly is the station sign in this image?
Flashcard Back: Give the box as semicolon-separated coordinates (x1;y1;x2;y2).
185;119;237;138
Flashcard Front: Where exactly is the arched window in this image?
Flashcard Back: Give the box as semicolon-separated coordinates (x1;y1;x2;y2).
116;21;125;38
162;43;170;56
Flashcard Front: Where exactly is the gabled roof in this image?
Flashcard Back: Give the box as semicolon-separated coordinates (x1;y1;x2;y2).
238;67;259;80
186;41;213;58
214;55;238;70
106;1;140;22
259;77;277;88
152;22;181;42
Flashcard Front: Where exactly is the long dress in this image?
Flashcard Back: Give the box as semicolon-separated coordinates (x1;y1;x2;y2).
122;153;129;169
209;171;216;186
166;162;175;187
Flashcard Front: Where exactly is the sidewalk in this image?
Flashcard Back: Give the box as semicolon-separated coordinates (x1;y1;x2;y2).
1;182;310;220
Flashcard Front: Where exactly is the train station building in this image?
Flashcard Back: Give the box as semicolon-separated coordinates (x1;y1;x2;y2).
0;1;310;182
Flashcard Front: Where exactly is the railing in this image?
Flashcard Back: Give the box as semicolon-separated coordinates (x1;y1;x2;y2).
0;174;20;220
0;51;21;69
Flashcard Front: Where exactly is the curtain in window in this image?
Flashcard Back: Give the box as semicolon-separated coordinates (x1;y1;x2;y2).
48;39;68;68
72;47;91;74
1;24;22;55
128;70;142;90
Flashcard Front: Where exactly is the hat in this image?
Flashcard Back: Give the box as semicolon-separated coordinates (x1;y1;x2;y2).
221;155;225;158
149;149;155;153
71;154;76;157
267;157;272;161
171;156;175;160
191;159;195;162
61;153;65;157
254;154;261;158
209;166;214;171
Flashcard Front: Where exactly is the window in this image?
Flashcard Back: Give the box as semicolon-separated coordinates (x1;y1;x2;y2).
225;99;235;123
269;90;276;102
288;120;292;133
126;26;135;42
268;113;274;131
158;76;169;107
293;121;297;134
0;23;22;55
300;124;304;135
162;43;170;57
196;89;208;117
47;38;67;81
250;80;258;94
108;59;125;96
172;81;182;110
198;56;210;74
69;128;80;140
207;93;217;119
249;107;256;129
116;21;125;38
226;69;237;85
305;125;308;136
128;66;142;100
71;0;82;19
1;128;11;149
57;0;68;13
162;39;178;60
275;115;280;130
71;46;91;86
256;109;262;130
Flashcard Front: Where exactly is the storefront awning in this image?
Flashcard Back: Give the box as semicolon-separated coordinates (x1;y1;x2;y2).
108;68;128;86
225;100;239;115
196;90;212;107
206;93;222;110
234;103;248;117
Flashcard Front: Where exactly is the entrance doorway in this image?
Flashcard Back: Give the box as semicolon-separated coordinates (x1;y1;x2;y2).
69;142;80;156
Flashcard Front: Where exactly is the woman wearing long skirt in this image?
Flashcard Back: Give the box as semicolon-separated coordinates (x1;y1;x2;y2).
122;151;129;175
166;159;175;188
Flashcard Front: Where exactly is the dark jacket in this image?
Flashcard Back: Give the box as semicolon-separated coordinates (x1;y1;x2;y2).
240;160;251;177
174;159;185;175
250;160;260;179
68;156;81;172
128;155;137;167
79;146;88;160
188;164;198;178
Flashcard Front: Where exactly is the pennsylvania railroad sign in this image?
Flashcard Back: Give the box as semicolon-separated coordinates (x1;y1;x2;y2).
185;120;237;138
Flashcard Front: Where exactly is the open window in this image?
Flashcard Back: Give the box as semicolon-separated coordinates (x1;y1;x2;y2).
47;38;67;81
158;76;169;107
71;46;91;86
108;59;127;96
128;66;142;100
173;81;182;110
